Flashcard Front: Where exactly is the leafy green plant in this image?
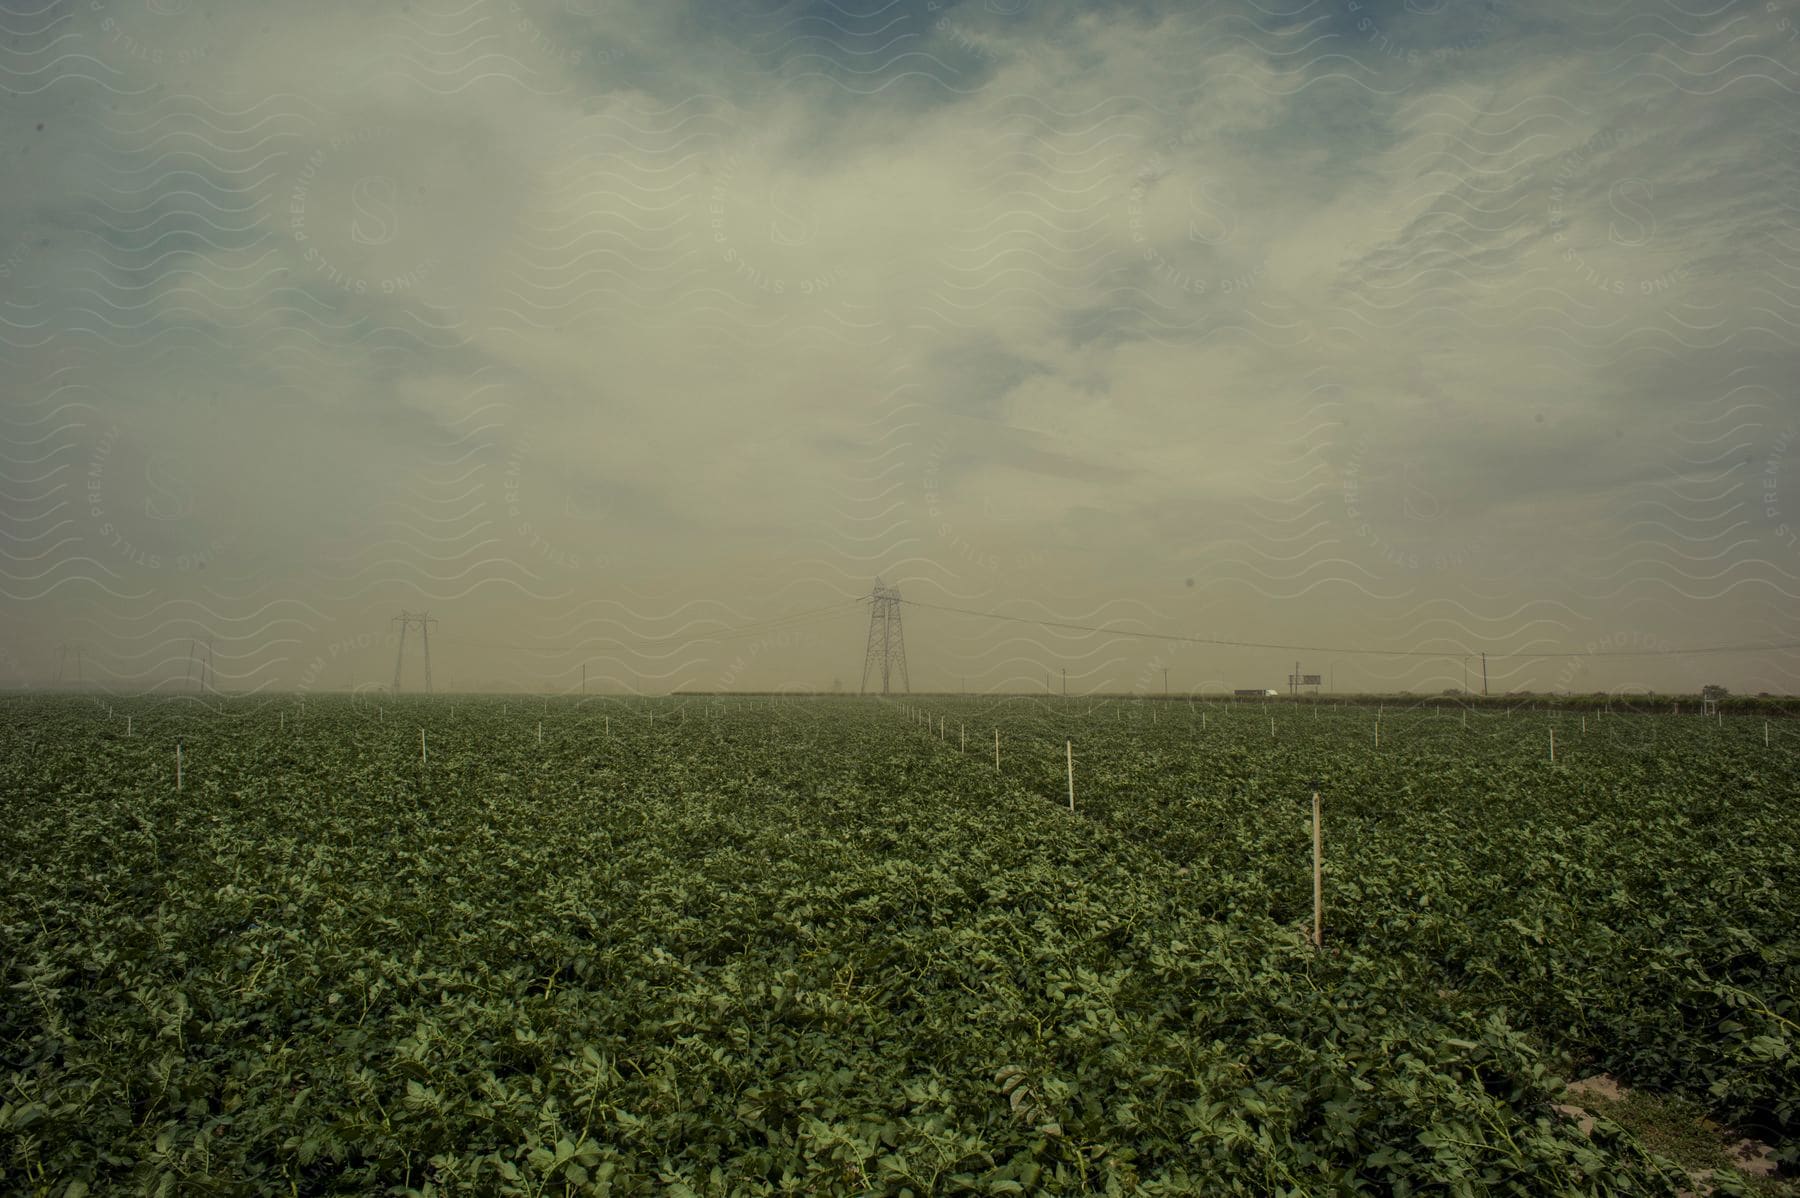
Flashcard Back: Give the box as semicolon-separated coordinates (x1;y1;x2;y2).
0;694;1790;1194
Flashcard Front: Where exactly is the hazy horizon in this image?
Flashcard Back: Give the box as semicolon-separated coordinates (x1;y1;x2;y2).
4;0;1799;697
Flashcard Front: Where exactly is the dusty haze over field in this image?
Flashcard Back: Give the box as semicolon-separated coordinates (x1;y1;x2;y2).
2;0;1798;695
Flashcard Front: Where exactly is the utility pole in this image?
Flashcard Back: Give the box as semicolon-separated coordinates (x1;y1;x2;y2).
1061;667;1066;697
1481;652;1488;697
1163;667;1169;697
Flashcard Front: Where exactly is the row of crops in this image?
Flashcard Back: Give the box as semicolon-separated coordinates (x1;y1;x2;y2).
1;693;1794;1195
937;699;1798;1138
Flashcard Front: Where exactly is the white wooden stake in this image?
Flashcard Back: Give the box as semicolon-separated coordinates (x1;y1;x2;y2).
1312;789;1323;950
176;742;183;792
538;721;543;743
1581;715;1586;734
1066;741;1075;812
1270;715;1275;737
421;729;427;765
280;712;285;732
995;728;1000;772
1549;728;1555;762
961;723;966;752
127;716;133;736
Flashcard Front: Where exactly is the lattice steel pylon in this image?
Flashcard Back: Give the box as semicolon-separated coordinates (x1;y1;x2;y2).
185;638;216;693
859;578;909;695
391;610;437;693
55;643;84;687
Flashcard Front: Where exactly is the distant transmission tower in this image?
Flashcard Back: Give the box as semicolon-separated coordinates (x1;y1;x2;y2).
185;638;216;693
859;578;909;695
391;610;438;694
55;643;85;687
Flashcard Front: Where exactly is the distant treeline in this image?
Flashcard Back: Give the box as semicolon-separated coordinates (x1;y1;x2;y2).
1204;692;1798;715
13;689;1789;715
672;690;1796;714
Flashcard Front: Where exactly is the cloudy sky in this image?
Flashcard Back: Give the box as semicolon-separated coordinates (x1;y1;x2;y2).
3;0;1798;695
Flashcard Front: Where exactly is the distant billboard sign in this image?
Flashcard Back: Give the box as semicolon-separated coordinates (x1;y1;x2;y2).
1302;674;1322;685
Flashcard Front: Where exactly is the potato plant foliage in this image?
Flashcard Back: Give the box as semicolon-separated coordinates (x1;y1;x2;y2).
0;695;1793;1196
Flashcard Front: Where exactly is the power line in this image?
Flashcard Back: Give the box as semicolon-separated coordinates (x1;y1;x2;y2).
428;599;862;655
898;597;1800;660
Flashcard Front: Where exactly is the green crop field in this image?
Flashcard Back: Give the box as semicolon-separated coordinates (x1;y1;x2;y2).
1;695;1794;1196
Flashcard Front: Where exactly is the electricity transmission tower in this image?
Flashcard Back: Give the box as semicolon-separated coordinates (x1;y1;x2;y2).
859;578;909;695
55;643;84;687
186;638;215;693
391;610;437;694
